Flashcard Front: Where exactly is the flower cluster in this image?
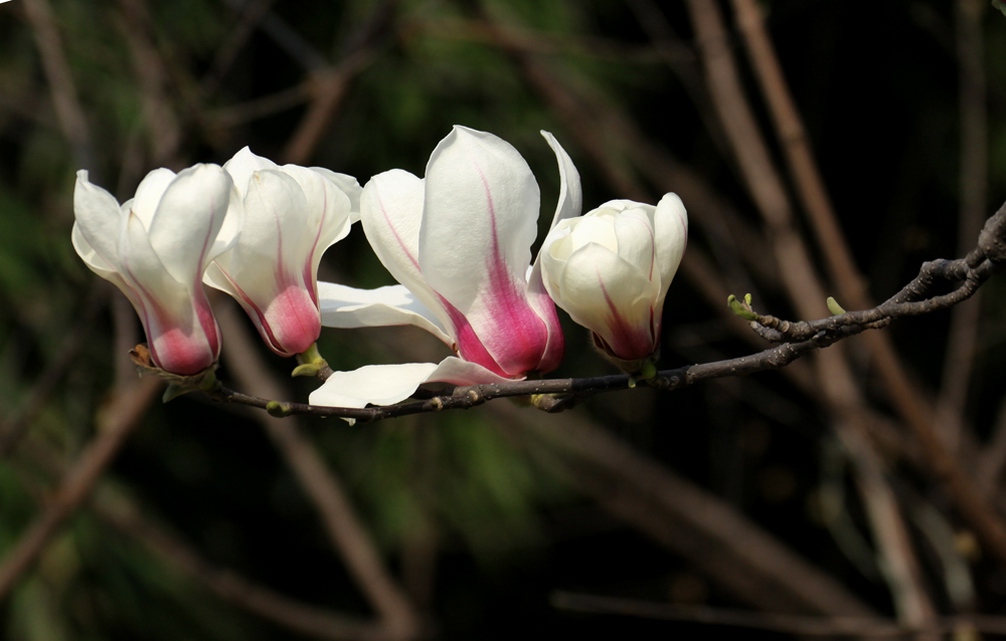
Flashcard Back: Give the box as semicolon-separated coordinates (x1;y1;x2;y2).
72;126;687;408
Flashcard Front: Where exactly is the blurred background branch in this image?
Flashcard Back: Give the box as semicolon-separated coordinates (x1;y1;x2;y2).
3;1;1006;639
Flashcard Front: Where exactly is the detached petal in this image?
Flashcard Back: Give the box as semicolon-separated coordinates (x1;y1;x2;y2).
310;362;441;409
309;356;512;410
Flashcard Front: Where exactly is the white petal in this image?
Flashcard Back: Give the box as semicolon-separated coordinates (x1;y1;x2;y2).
611;207;657;278
73;170;125;269
317;281;452;345
653;193;688;297
281;165;353;255
539;130;582;231
311;167;363;223
419;126;539;314
224;147;279;196
551;241;655;341
310;362;441;409
71;222;137;306
359;169;448;322
308;356;511;409
147;164;234;285
131;168;177;227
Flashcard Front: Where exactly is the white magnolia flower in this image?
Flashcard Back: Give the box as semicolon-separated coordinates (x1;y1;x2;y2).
72;165;239;375
539;194;687;370
203;147;359;357
312;125;582;408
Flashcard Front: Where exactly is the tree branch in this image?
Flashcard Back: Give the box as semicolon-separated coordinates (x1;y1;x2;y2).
201;206;1004;422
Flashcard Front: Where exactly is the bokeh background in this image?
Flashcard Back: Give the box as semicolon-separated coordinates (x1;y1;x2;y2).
2;0;1006;638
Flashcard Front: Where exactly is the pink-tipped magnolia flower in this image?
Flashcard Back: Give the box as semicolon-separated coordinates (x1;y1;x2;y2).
72;165;239;376
203;148;358;358
539;195;688;370
312;125;582;408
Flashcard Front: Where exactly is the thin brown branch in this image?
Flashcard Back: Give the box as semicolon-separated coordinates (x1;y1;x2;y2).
205;226;1000;424
216;302;421;640
0;376;161;601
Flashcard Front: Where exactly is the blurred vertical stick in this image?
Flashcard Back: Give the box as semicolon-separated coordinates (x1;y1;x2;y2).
728;0;1006;572
938;0;987;451
22;0;94;171
117;0;183;166
684;1;940;631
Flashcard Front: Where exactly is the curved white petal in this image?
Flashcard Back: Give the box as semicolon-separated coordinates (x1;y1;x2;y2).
547;240;658;360
131;168;177;227
539;130;583;232
317;281;451;345
422;355;515;386
310;362;442;409
653;192;688;298
311;167;363;223
611;207;658;280
71;222;136;306
73;170;125;269
147;164;234;284
308;356;512;410
359;169;448;320
282;164;353;257
419;126;539;313
224;147;279;196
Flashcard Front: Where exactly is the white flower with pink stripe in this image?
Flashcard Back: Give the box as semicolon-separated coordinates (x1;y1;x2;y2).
312;126;581;408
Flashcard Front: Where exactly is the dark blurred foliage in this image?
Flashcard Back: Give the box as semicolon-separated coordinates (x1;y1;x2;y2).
2;0;1006;639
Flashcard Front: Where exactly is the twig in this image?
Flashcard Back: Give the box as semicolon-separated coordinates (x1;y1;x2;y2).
0;376;161;601
207;226;1001;422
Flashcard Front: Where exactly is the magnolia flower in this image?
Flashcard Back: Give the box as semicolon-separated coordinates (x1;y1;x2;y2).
203;148;358;358
312;126;582;408
539;194;688;371
72;165;239;375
